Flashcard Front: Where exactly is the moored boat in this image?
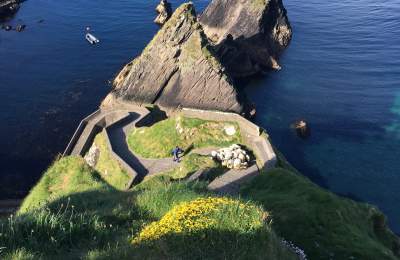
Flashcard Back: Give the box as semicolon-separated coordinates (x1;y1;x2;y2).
85;33;99;44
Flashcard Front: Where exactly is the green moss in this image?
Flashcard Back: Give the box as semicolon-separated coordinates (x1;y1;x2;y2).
250;0;269;11
127;116;242;158
240;168;400;260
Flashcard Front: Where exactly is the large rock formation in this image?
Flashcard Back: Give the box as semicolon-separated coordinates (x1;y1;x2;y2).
199;0;292;77
103;3;245;114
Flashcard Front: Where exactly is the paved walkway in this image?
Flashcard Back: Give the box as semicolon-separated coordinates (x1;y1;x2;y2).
107;113;179;181
207;164;259;195
65;103;276;191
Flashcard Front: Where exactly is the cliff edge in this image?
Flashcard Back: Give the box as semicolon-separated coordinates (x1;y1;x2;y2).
103;3;245;114
199;0;292;77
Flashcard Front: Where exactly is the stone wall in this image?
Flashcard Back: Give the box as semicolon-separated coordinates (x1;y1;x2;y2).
63;109;102;156
64;105;277;190
181;108;261;136
181;108;276;170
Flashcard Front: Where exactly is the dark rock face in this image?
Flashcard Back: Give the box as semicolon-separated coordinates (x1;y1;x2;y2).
199;0;292;78
154;0;172;25
0;0;19;19
103;3;245;114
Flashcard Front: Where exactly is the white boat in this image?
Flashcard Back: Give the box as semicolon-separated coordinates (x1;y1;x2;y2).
85;33;99;44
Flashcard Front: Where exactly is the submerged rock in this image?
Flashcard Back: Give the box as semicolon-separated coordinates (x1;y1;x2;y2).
199;0;292;78
294;120;310;138
154;0;172;25
104;3;245;114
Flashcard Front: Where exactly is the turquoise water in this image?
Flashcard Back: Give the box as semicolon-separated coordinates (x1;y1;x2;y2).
0;0;399;232
247;0;400;232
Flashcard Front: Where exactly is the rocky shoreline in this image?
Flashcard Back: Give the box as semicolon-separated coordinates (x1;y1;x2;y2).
0;0;20;19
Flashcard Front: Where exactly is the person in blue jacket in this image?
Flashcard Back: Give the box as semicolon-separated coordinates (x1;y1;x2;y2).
172;146;184;162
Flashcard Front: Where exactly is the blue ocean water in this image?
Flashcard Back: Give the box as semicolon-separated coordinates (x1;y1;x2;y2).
0;0;399;232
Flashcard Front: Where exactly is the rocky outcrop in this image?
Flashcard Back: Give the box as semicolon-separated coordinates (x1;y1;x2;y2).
0;0;19;18
154;0;172;25
103;3;245;114
199;0;292;77
211;144;251;170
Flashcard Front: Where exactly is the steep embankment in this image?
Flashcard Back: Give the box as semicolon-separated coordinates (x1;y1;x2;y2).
241;167;400;260
103;3;245;114
1;156;296;259
3;116;399;259
199;0;292;77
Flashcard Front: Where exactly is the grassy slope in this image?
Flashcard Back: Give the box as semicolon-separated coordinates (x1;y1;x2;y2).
241;168;400;260
19;156;108;213
0;158;294;259
92;131;131;190
127;116;242;158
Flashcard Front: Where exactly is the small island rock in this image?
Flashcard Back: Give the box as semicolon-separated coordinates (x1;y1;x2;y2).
154;0;172;26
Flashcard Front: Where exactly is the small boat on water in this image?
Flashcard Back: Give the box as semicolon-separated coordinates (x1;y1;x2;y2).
85;33;99;44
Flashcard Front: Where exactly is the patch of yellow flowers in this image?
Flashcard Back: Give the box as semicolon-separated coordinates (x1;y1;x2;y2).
133;197;264;244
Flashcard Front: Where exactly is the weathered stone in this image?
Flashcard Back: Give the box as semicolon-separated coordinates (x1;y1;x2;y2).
84;144;100;168
199;0;292;78
154;0;172;25
233;158;242;169
212;145;251;170
104;3;245;114
224;125;236;136
224;150;233;160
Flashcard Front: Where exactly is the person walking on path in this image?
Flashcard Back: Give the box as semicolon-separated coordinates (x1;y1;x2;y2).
172;146;184;162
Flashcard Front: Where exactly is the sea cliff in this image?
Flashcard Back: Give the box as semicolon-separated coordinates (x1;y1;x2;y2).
1;1;399;260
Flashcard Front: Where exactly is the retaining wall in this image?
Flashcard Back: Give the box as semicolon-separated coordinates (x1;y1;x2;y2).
103;128;139;189
63;106;150;190
181;108;277;171
63;109;101;156
181;108;261;136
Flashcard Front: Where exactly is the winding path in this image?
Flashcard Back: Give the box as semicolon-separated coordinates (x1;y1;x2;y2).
107;113;179;180
65;104;277;192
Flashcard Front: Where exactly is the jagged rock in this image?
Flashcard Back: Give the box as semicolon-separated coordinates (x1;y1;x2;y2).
154;0;172;25
211;144;251;169
84;144;100;168
103;3;244;114
199;0;292;78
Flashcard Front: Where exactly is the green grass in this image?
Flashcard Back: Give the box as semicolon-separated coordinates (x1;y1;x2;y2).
91;131;131;190
19;156;108;214
1;158;295;259
127;116;242;158
240;168;400;260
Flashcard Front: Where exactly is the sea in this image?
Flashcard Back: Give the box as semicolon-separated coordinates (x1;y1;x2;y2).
0;0;399;232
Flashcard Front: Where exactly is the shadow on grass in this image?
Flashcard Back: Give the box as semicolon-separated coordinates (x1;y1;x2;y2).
0;174;212;258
